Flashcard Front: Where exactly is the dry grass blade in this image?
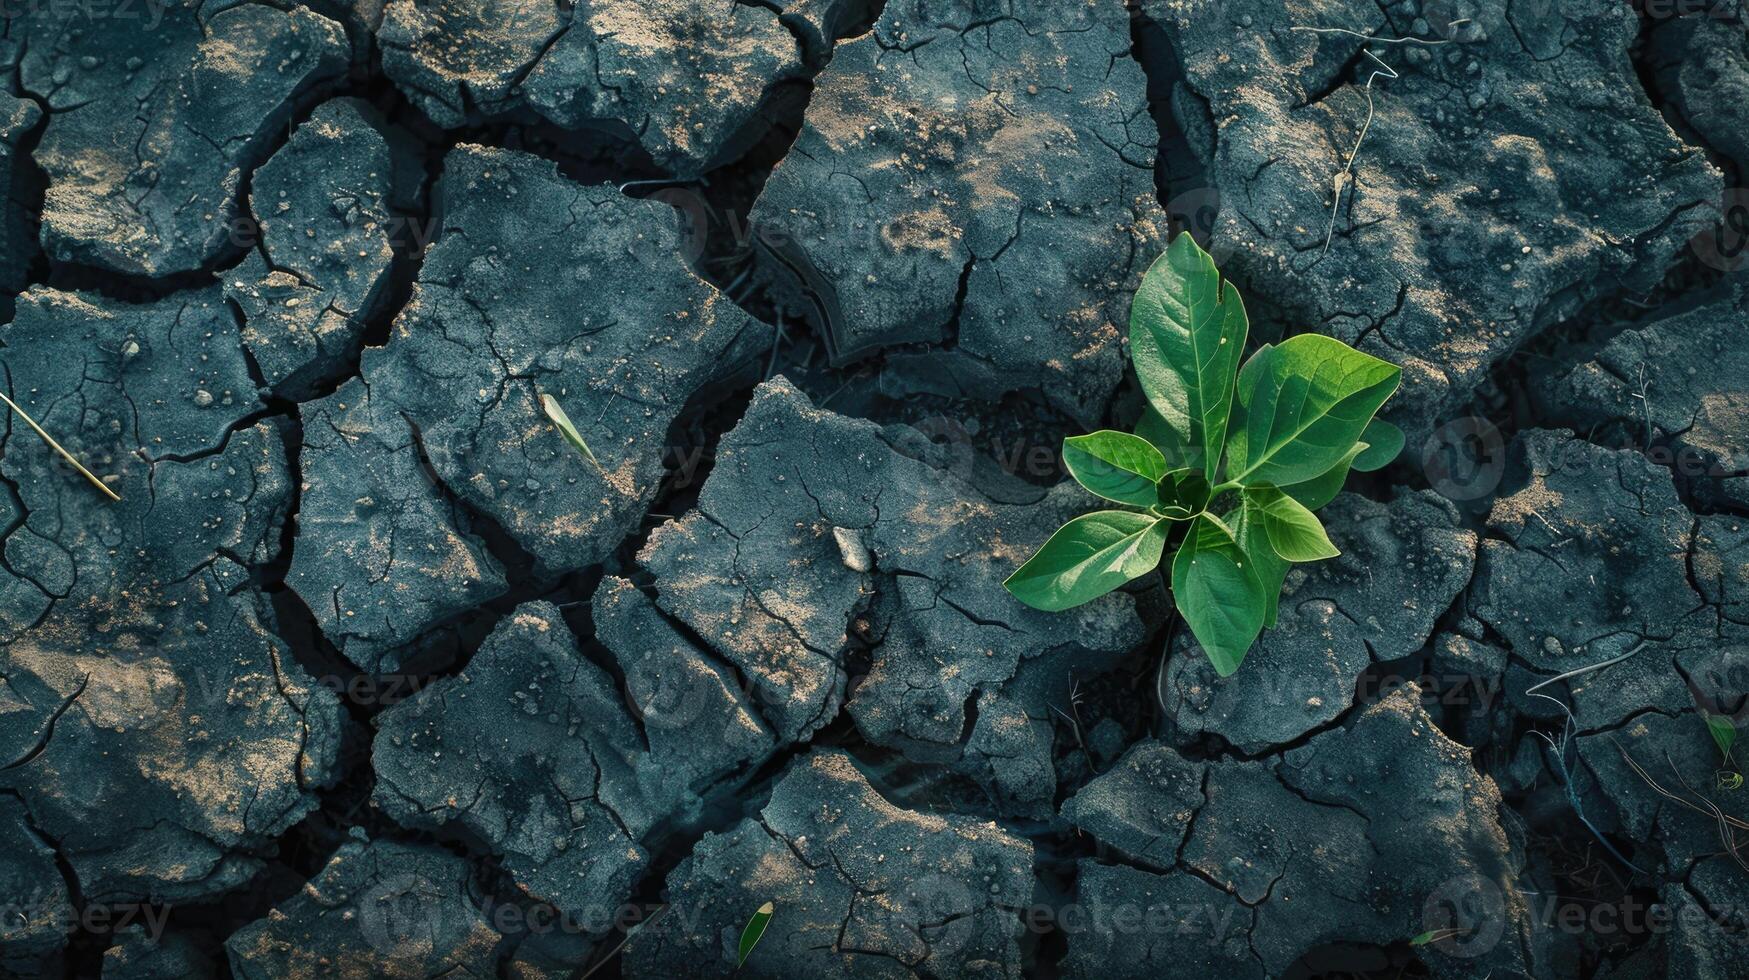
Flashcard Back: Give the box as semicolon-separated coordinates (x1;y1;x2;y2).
1664;750;1749;873
1297;18;1471;257
0;389;120;502
1525;641;1647;696
573;904;670;980
1529;693;1644;872
1610;736;1749;870
1289;18;1471;46
1608;736;1749;832
1320;49;1398;256
539;392;602;470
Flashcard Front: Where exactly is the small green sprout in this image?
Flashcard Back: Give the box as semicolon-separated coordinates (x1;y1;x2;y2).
539;391;601;469
1704;711;1741;790
1004;234;1403;676
736;900;774;969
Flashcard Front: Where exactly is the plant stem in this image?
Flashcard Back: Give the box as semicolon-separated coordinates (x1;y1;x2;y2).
0;390;121;502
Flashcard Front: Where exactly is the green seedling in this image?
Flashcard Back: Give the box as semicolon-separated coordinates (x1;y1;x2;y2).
736;900;774;969
1703;711;1742;790
1004;234;1403;676
1409;928;1463;947
539;392;601;470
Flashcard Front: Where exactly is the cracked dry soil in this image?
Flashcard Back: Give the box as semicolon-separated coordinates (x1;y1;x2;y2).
0;0;1747;978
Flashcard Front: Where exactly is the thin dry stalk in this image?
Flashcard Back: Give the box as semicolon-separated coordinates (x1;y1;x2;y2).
1664;751;1749;873
1609;736;1749;872
1295;19;1471;255
0;389;120;502
1525;641;1648;696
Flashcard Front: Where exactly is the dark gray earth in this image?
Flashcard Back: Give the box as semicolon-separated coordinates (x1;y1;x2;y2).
0;1;1745;978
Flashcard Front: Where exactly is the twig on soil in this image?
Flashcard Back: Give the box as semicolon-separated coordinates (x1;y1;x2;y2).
1524;641;1647;696
1290;19;1470;46
1054;676;1097;773
1319;49;1397;256
766;314;787;379
1297;19;1469;256
1610;737;1749;871
1609;736;1749;832
1631;360;1653;451
1532;693;1646;873
573;903;670;980
0;389;121;502
1666;753;1749;872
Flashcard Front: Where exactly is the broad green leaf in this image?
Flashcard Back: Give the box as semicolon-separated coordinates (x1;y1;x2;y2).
1248;485;1340;561
1278;442;1366;511
1170;516;1266;675
737;901;774;968
1352;418;1405;472
1135;404;1202;473
1006;511;1170;612
1705;712;1738;764
1231;500;1287;628
1227;334;1401;487
1063;430;1168;507
1129;234;1248;482
1156;469;1211;519
540;393;602;469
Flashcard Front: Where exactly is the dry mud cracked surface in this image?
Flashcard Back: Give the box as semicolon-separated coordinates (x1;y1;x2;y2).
0;1;1747;978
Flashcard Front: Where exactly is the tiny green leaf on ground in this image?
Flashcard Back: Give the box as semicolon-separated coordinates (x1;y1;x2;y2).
539;392;601;469
737;901;774;968
1704;712;1738;764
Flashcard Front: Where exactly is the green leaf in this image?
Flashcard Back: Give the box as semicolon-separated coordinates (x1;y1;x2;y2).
1248;485;1341;561
1135;404;1202;473
1005;511;1171;612
540;392;602;469
1352;418;1405;472
1170;516;1266;675
1063;431;1168;507
1277;442;1366;511
1705;712;1738;764
737;901;774;968
1129;234;1248;483
1157;469;1211;518
1226;335;1401;487
1231;500;1287;629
